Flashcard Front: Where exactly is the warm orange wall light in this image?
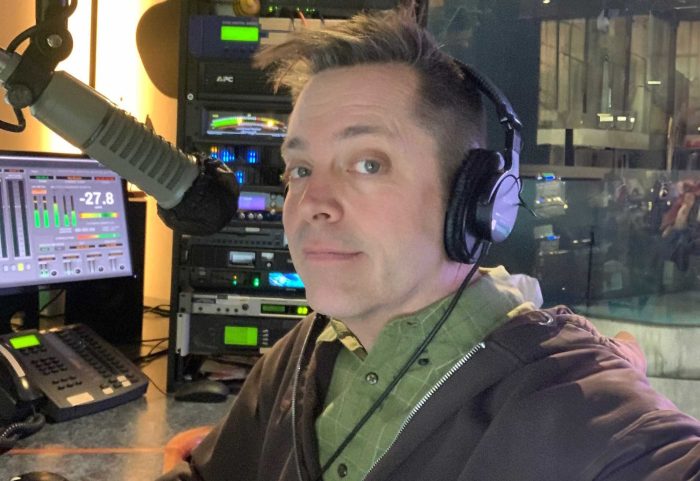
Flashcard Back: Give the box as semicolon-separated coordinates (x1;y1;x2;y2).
44;1;153;154
94;1;146;120
43;0;93;153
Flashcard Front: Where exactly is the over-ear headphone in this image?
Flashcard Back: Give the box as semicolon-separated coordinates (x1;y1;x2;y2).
444;60;523;264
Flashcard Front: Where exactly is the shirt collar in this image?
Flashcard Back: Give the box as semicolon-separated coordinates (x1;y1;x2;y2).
315;266;536;359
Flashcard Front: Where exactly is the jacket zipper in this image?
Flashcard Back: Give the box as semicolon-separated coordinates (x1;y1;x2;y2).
292;322;317;481
361;341;487;481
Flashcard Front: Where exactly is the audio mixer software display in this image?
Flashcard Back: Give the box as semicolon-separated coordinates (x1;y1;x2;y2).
0;153;133;289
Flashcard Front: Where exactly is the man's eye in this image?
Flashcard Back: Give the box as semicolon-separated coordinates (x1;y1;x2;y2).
287;166;312;180
352;159;381;174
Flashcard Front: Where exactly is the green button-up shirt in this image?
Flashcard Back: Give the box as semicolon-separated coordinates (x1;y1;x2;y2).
314;267;536;481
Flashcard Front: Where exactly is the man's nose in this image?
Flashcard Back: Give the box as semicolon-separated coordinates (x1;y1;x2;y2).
296;173;343;223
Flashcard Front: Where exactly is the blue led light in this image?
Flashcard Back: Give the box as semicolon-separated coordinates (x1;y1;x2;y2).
235;170;246;185
247;148;259;164
223;148;234;163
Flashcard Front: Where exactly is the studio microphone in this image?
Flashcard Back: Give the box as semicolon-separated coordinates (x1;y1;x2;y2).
0;38;238;236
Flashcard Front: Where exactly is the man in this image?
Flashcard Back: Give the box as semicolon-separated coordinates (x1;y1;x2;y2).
160;6;700;481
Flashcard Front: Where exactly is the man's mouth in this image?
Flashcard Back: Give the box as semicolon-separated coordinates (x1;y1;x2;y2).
302;246;362;262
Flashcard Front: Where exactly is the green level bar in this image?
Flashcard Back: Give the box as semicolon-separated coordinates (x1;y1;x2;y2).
34;211;40;228
64;214;70;227
211;117;241;129
53;204;60;227
71;211;77;227
43;210;50;228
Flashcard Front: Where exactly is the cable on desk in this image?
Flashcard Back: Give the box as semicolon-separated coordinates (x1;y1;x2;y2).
131;341;170;396
146;339;168;356
0;411;46;450
132;340;169;366
140;336;169;343
39;289;65;313
140;369;168;397
143;304;171;317
132;350;168;367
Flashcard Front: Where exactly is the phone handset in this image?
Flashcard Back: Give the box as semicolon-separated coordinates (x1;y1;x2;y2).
0;344;46;451
0;344;44;403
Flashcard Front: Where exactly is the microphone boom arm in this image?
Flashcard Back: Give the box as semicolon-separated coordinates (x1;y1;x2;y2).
0;1;238;235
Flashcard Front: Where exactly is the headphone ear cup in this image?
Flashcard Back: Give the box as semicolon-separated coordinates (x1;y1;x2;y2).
444;154;473;263
444;149;502;263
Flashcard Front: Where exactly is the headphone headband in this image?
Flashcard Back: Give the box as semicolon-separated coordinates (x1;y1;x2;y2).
453;60;522;174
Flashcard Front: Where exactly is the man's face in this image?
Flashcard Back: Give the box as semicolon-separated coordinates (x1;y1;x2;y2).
282;64;463;326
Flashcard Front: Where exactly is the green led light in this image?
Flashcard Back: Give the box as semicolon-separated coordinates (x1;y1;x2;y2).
296;306;309;316
253;277;261;287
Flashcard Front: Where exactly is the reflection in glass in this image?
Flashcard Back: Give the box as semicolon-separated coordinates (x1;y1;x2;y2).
428;0;700;325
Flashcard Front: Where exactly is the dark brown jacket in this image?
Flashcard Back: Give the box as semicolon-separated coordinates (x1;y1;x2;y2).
160;308;700;481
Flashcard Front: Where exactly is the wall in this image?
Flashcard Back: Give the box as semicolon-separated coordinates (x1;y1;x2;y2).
0;1;175;307
594;318;700;420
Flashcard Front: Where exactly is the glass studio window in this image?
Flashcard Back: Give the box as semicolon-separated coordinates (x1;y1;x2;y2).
427;0;700;325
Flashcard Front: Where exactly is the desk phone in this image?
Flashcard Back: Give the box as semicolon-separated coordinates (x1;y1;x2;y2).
0;324;148;423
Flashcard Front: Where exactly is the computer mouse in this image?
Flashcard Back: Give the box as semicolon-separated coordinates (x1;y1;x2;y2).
173;379;230;403
11;472;70;481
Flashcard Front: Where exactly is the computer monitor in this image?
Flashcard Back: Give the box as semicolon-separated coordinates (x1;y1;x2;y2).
0;151;133;292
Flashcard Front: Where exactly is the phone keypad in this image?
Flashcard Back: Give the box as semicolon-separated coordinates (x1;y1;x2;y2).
55;326;140;395
30;356;69;376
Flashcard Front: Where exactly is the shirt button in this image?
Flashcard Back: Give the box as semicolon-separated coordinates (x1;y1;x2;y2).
337;463;348;477
365;372;379;385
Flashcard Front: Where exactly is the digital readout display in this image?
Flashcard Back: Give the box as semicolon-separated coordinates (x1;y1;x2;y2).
9;334;41;350
269;272;305;289
220;25;260;43
238;193;267;211
224;326;259;347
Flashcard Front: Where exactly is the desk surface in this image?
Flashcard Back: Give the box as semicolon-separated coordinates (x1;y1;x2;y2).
1;315;236;481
